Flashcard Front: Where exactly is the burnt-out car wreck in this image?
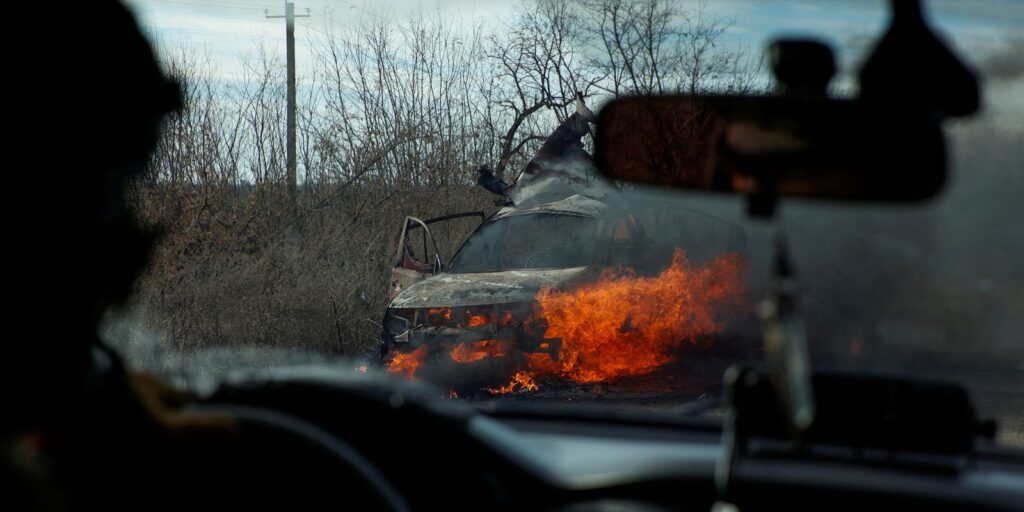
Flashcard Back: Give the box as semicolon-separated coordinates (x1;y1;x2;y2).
382;195;612;386
380;101;745;390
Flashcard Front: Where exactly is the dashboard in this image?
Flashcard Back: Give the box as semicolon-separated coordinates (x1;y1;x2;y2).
191;366;1024;512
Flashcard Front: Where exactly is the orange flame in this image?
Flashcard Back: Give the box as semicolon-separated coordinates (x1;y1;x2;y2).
532;249;744;383
428;307;453;324
486;371;539;394
386;345;427;379
388;249;744;392
467;314;490;327
450;340;510;363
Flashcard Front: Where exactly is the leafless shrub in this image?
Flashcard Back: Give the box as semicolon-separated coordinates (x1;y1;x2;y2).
116;0;762;361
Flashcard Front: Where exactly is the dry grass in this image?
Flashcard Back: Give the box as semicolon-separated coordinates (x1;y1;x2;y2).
118;181;494;359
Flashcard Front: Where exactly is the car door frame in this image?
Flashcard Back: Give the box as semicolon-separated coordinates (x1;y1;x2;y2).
389;211;486;299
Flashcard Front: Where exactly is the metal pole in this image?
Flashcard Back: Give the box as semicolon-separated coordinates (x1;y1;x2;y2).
266;2;309;207
285;1;296;204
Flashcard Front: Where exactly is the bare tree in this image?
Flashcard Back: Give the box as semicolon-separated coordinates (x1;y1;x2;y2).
577;0;763;96
484;0;601;179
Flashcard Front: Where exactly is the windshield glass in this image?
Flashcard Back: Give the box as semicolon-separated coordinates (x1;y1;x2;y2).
110;0;1023;447
447;214;597;272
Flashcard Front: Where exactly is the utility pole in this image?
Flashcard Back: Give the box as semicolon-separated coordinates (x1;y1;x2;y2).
266;2;310;207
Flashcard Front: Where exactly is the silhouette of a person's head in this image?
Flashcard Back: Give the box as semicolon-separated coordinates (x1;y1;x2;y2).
11;0;180;431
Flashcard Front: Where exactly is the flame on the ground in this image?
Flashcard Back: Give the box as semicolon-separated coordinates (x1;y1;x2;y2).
387;249;744;393
486;371;539;394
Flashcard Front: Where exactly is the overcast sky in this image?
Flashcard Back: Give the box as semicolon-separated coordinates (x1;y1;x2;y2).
123;0;1023;81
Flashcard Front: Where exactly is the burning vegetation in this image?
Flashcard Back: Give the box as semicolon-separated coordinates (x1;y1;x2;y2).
386;249;745;395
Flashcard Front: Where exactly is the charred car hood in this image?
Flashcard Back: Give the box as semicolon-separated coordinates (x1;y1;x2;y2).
389;266;593;308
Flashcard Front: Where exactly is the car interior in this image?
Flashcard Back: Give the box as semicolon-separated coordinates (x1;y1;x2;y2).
6;1;1023;511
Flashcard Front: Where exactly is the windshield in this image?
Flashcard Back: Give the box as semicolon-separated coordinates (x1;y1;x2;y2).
447;214;597;272
110;0;1023;447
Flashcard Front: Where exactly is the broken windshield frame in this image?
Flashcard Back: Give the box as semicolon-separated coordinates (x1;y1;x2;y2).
446;213;598;273
397;211;487;268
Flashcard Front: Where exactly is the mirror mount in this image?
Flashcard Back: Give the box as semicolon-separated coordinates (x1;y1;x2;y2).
745;192;776;218
858;0;979;118
769;39;836;99
760;233;815;435
741;38;838;218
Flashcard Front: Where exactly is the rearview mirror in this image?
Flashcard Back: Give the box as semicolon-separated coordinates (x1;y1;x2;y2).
594;95;946;203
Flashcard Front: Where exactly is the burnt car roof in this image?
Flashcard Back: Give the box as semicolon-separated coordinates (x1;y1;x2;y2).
493;193;610;221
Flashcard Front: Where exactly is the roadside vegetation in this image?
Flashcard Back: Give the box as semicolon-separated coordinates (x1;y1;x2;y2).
110;0;762;360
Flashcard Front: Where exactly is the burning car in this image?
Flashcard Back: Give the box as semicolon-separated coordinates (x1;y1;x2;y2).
380;103;747;392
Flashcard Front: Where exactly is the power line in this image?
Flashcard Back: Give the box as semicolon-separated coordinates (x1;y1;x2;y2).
297;20;331;37
153;0;275;13
208;0;280;8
